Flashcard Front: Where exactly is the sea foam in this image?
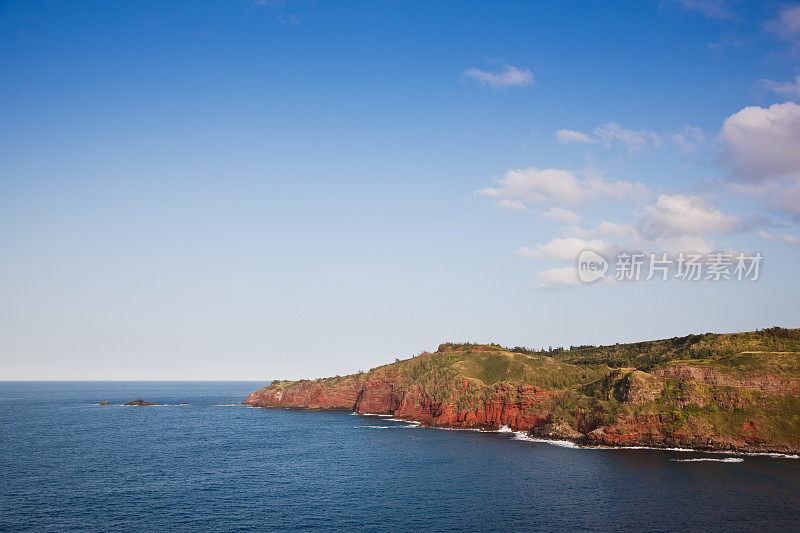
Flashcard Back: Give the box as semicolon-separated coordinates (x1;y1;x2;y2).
671;457;744;463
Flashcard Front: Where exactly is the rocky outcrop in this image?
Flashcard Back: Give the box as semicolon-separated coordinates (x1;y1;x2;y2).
619;370;664;404
97;400;110;406
577;415;786;452
528;421;586;442
123;398;156;406
654;364;800;396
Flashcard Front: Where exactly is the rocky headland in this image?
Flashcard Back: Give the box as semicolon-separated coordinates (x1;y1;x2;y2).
244;328;800;454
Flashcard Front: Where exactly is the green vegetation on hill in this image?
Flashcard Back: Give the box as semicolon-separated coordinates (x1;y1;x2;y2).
432;327;800;372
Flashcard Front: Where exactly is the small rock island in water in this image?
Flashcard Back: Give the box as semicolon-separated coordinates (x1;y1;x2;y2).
123;398;156;406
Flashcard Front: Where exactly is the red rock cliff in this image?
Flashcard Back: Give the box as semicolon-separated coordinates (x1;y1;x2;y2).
244;371;555;431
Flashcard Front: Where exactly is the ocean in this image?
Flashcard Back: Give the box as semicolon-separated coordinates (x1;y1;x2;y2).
1;381;799;532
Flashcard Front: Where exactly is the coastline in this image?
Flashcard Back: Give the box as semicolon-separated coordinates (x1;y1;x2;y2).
244;404;800;457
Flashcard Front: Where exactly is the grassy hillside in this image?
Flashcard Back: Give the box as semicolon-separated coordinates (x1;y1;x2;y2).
549;327;800;370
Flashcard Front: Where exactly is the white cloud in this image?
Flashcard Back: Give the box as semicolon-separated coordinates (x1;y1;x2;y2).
556;129;596;144
477;168;584;205
766;5;800;43
513;247;537;258
539;207;582;224
516;237;609;261
560;226;594;239
549;195;741;253
720;102;800;182
597;220;640;240
708;34;747;54
556;123;704;154
721;103;800;216
497;199;527;211
521;194;748;288
584;170;651;200
727;176;800;218
775;179;800;216
760;75;800;99
669;0;733;20
534;266;581;288
671;125;707;153
759;230;800;245
476;167;650;209
652;236;714;255
278;13;300;26
636;194;741;239
462;66;534;89
594;122;662;152
672;0;733;19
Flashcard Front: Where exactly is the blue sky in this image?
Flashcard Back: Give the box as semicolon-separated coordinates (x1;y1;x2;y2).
2;0;800;379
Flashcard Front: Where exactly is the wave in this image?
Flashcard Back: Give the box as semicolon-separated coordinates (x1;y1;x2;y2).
595;445;693;452
507;434;798;459
350;417;798;459
357;424;419;429
426;426;483;432
740;452;799;459
511;432;581;448
671;457;744;463
359;413;393;417
387;418;421;425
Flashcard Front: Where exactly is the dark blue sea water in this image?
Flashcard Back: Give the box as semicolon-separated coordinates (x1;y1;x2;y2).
2;382;799;532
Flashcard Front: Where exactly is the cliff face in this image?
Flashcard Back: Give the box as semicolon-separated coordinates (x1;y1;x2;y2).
244;328;800;453
243;373;553;430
